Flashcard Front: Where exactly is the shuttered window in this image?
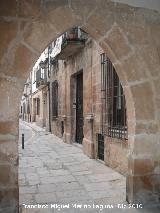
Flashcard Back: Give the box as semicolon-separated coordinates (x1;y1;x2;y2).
52;80;58;119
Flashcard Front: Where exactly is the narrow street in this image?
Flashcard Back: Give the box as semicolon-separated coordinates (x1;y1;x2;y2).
19;120;126;212
18;121;160;213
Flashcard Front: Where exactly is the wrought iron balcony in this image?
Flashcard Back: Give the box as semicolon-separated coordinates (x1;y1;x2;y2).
57;27;87;60
36;68;47;89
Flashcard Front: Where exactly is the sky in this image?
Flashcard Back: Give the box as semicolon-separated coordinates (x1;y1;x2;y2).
112;0;160;12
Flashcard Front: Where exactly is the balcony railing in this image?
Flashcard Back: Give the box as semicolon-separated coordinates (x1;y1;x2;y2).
57;27;87;60
36;68;47;89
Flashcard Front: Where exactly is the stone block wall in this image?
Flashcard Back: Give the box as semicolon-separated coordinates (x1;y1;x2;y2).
0;0;160;211
49;38;128;175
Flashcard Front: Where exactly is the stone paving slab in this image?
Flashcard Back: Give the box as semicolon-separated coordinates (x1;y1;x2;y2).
19;121;159;213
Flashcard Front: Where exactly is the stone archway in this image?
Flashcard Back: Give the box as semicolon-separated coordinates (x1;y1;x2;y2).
0;0;160;211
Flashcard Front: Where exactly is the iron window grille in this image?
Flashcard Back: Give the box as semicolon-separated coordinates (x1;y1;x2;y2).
101;53;127;140
52;80;58;119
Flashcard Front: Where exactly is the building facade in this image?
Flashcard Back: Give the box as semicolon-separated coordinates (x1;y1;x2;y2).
31;49;49;129
20;72;32;122
21;27;128;175
48;28;128;175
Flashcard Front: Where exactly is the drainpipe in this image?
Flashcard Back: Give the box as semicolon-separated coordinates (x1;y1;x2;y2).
48;82;51;132
48;48;51;132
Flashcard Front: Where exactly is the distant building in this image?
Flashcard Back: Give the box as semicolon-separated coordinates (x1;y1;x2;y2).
20;72;32;122
31;48;49;128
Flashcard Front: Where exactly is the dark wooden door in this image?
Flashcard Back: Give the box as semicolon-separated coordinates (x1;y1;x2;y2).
97;134;104;161
76;73;83;144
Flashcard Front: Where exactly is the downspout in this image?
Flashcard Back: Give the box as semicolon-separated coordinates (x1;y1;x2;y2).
48;48;51;132
48;83;51;132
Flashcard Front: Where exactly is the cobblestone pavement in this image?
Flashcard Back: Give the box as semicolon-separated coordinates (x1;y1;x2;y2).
19;121;159;213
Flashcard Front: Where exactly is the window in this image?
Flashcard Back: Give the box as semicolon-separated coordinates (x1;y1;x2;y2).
40;68;45;79
52;80;58;119
51;57;59;73
48;44;52;54
37;98;40;115
34;69;37;82
27;100;30;114
101;53;127;140
23;103;26;114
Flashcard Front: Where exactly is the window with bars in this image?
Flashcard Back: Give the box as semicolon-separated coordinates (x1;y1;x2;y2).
101;53;127;140
52;80;58;119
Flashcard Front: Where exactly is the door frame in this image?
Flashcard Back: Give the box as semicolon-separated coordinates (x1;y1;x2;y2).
70;70;83;144
75;71;84;144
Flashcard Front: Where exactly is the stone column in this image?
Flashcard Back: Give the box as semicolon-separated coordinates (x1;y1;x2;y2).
83;114;94;158
127;132;160;206
0;77;20;212
126;83;160;207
